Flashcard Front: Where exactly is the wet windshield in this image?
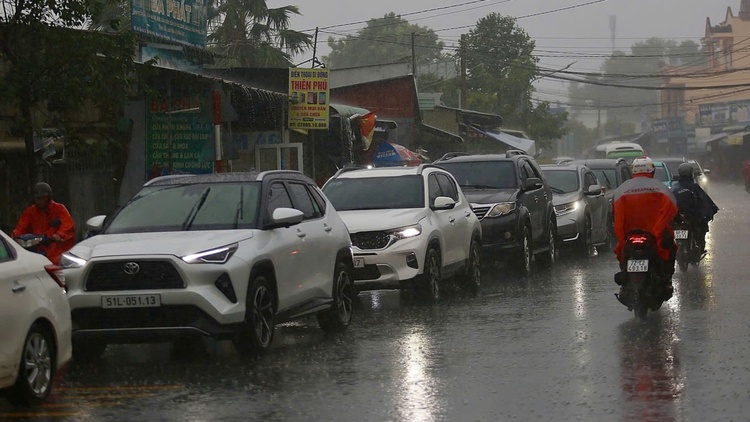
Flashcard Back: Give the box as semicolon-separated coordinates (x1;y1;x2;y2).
542;170;580;193
323;176;424;210
439;161;517;189
654;166;669;182
106;183;261;233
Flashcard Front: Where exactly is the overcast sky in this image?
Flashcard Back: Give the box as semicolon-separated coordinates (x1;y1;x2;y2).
269;0;738;103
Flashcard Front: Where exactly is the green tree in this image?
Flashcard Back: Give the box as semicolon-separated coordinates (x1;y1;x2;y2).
461;13;567;143
323;13;445;69
1;0;140;190
207;0;312;67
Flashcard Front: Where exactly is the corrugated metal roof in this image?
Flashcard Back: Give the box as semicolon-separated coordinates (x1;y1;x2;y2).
329;104;370;117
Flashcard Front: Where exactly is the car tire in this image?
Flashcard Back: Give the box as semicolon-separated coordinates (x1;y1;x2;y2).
233;276;276;355
7;324;55;408
418;247;442;301
72;339;107;362
577;216;593;257
318;261;355;333
465;239;481;295
537;220;557;266
514;225;533;275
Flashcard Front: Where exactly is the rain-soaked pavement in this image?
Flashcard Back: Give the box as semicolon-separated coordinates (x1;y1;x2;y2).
3;182;750;421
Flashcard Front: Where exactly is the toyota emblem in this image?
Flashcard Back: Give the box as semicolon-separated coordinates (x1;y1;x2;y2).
123;262;140;275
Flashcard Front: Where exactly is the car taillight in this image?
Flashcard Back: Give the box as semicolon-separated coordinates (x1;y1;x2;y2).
629;236;648;244
45;265;66;290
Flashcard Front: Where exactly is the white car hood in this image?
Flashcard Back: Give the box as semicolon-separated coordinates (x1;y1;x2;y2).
338;209;427;233
69;231;254;260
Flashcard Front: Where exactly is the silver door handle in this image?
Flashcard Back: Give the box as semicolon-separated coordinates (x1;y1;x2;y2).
12;284;26;293
297;231;307;238
534;197;539;203
449;217;456;223
323;224;333;233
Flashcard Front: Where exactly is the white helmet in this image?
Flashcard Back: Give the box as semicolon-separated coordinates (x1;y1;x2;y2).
631;156;655;176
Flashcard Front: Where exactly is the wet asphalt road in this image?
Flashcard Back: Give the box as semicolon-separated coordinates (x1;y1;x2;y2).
2;182;750;421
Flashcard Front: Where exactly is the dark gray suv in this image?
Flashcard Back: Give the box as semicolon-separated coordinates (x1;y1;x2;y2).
436;151;557;273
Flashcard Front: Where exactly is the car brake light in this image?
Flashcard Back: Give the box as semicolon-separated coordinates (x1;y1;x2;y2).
629;236;648;244
45;265;66;289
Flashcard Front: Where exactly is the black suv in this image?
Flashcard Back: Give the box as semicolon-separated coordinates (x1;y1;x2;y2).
569;158;631;201
435;151;557;273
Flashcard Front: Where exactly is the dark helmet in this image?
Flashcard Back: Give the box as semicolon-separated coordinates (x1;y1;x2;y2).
33;182;52;198
678;162;694;179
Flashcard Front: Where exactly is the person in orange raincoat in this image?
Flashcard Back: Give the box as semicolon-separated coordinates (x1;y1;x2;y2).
11;182;76;265
612;156;678;299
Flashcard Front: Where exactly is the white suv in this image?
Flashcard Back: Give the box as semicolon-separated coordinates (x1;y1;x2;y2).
62;171;355;359
323;165;482;300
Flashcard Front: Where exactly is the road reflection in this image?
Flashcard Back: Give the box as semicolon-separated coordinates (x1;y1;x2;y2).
618;316;684;421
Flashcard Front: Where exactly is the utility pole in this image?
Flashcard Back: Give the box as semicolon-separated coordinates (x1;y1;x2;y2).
596;98;602;141
459;34;467;109
411;32;418;90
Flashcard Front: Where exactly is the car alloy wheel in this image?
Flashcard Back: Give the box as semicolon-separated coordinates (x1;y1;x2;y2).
519;226;532;274
423;248;442;301
252;283;275;348
9;325;54;407
318;262;354;333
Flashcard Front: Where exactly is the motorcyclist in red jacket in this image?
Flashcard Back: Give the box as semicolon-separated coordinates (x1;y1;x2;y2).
612;156;678;300
11;182;76;265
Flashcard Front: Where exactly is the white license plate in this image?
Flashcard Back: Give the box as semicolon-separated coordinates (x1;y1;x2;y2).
353;257;365;268
627;259;649;273
102;294;161;309
674;230;688;240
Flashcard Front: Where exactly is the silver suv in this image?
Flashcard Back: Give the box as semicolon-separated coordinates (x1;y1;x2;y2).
62;171;355;358
323;165;482;301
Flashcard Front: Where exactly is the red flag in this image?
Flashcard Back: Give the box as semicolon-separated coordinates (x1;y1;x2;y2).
358;112;376;150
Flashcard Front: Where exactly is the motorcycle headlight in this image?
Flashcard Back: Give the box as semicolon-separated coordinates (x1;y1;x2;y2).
60;252;87;269
388;224;422;240
554;201;581;217
486;203;516;218
182;243;239;264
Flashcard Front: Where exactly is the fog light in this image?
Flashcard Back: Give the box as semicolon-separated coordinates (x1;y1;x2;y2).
214;273;237;303
406;253;419;269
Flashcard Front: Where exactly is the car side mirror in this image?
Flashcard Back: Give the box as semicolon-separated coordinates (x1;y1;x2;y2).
524;177;543;191
432;196;456;210
703;168;710;175
586;185;602;196
86;215;107;232
271;207;304;228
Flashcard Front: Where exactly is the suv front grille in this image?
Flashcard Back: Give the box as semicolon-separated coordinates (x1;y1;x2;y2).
471;204;492;220
85;260;185;291
350;232;391;250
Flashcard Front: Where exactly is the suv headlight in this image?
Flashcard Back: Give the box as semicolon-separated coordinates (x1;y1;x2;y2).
388;224;422;240
60;252;87;269
554;201;580;216
486;203;516;218
182;243;239;264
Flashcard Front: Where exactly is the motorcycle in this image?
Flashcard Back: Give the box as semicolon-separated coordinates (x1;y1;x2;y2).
15;233;51;257
615;230;669;319
673;214;701;272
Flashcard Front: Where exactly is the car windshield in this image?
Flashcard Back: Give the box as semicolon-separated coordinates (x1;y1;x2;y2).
662;160;682;176
106;183;261;234
590;169;617;189
654;166;669;182
542;170;580;193
323;175;424;211
439;161;517;189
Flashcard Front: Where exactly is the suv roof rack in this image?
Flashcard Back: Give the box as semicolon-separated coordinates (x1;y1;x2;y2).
434;152;471;162
417;164;445;175
505;149;526;158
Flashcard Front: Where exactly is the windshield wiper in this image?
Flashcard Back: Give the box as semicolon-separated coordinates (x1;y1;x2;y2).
233;186;244;229
461;184;499;190
181;187;211;231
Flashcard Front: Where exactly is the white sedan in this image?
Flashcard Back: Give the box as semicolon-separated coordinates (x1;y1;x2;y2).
0;230;71;407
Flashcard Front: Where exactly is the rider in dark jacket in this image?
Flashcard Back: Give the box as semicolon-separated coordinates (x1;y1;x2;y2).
670;163;719;258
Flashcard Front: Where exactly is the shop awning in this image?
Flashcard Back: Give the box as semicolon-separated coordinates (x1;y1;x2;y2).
418;123;464;144
690;133;727;153
728;131;750;146
471;127;537;156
